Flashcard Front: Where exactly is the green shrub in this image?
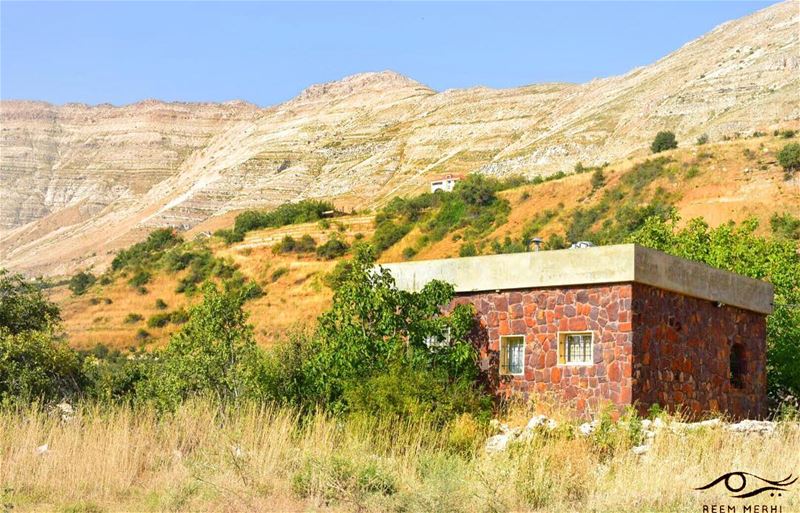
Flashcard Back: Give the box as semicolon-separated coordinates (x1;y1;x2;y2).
459;242;478;257
111;229;182;271
401;247;417;260
686;165;700;179
545;233;568;250
590;169;605;190
770;212;800;240
128;270;151;288
270;267;289;282
344;363;491;424
147;313;172;329
300;245;490;420
233;200;335;236
169;308;190;325
273;235;317;254
778;129;797;139
455;174;497;207
69;271;96;296
0;269;61;334
372;220;412;253
316;238;350;260
696;133;709;145
124;313;143;324
135;329;151;341
322;260;353;290
777;142;800;175
155;298;168;310
490;236;526;254
214;229;244;244
650;131;678;153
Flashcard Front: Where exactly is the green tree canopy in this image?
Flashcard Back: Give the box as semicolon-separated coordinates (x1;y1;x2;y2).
650;131;678;153
0;269;61;334
301;244;486;417
140;283;267;409
777;142;800;174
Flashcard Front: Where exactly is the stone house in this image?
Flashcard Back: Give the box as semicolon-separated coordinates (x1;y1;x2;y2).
383;244;773;419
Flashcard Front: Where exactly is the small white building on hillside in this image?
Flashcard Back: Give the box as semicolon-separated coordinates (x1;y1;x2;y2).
430;174;463;193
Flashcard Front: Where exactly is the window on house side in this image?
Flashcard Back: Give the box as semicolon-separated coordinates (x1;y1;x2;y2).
558;332;593;365
730;343;745;389
500;336;525;376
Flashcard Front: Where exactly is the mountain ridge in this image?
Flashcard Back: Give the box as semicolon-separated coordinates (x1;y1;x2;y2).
1;0;798;277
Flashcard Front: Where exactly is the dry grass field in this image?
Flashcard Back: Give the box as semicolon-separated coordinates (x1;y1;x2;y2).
2;401;798;513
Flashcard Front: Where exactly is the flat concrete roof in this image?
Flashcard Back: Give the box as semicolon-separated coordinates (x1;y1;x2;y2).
381;244;774;314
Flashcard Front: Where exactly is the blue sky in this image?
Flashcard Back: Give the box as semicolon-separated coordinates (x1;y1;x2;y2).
1;1;776;107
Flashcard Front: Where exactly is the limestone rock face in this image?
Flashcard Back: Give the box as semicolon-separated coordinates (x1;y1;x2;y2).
1;1;798;276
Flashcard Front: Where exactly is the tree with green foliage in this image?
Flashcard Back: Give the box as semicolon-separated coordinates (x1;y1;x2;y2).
294;244;489;420
68;271;96;296
111;228;182;271
0;328;84;405
777;142;800;175
317;237;350;260
0;269;60;334
455;174;497;207
139;283;267;409
590;168;606;191
628;215;800;400
650;131;678;153
232;200;336;238
0;271;86;405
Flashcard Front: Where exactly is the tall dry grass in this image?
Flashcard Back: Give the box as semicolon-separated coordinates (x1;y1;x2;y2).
1;401;798;513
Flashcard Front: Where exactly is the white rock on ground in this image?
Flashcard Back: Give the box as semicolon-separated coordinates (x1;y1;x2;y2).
727;419;776;435
485;414;795;453
485;434;513;453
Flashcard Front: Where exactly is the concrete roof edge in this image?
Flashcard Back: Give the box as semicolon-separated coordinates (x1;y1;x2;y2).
381;243;774;315
631;244;773;314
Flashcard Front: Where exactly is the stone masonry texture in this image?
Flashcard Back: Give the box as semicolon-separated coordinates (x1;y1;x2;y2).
631;283;767;419
448;282;766;419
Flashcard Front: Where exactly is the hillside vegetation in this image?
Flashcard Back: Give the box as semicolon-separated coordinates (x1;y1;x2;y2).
49;135;800;351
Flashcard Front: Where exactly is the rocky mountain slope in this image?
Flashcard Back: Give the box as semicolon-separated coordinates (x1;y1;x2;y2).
2;0;798;277
54;135;799;350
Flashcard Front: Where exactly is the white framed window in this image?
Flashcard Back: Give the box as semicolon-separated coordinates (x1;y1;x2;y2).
424;327;452;349
500;335;525;376
558;332;594;365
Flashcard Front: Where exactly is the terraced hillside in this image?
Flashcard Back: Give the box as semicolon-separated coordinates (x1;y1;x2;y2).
51;136;800;349
2;1;798;277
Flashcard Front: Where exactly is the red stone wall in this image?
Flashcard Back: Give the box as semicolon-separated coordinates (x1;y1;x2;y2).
631;283;767;419
449;284;634;416
448;282;768;419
